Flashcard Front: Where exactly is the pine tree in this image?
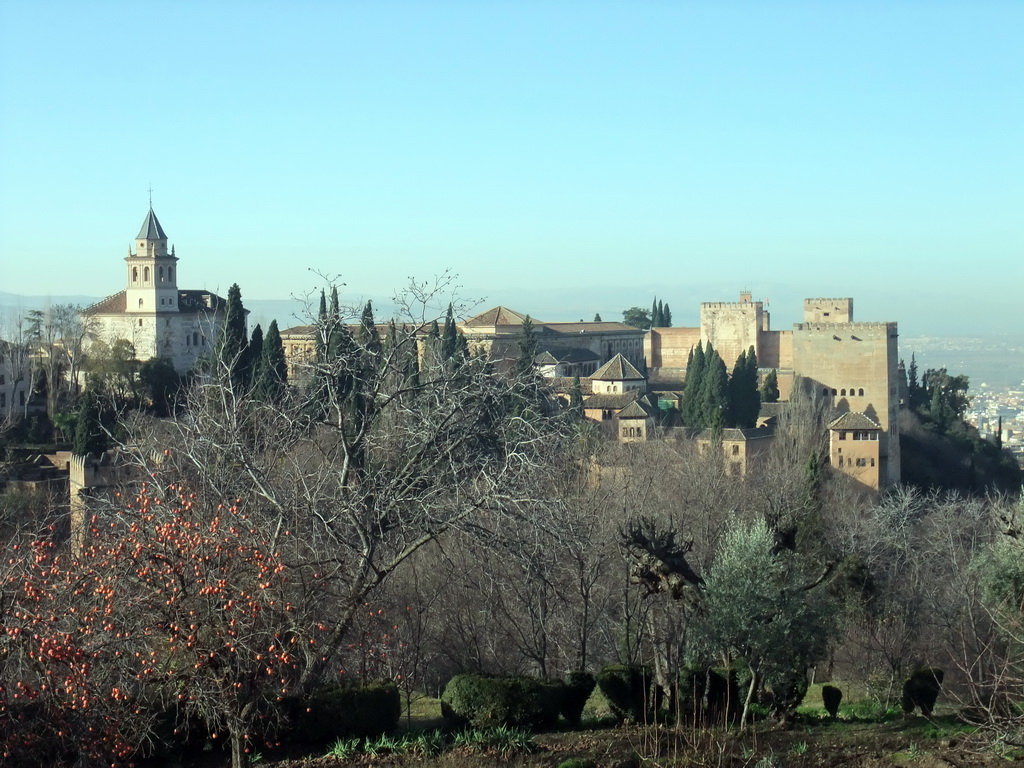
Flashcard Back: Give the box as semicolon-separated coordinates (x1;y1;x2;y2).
593;313;602;322
760;369;780;403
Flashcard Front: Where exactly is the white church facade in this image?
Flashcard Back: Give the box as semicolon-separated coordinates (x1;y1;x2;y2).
84;208;228;374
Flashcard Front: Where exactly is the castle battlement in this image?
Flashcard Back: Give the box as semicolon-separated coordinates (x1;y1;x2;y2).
700;302;762;310
794;321;896;332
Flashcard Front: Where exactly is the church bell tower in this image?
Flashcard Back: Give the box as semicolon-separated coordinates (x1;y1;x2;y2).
126;207;179;313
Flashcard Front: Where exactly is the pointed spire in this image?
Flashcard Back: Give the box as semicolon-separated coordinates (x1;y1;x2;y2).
137;208;167;240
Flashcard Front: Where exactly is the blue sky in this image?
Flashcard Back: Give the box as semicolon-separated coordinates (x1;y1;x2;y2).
1;1;1021;336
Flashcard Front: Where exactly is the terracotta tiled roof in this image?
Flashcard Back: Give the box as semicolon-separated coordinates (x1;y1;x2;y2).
84;291;127;314
541;321;637;334
462;306;533;327
535;347;601;364
697;426;775;441
83;289;227;316
583;391;641;409
828;412;881;431
618;400;657;419
591;353;645;381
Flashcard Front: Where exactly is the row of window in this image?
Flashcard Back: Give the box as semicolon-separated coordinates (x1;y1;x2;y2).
824;387;865;397
131;266;174;284
621;427;643;438
838;431;878;441
185;332;207;347
838;456;876;468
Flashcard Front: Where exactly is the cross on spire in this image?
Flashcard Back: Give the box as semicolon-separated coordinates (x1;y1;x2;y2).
148;184;153;208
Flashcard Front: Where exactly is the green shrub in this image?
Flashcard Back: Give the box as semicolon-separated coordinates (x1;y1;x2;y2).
284;680;401;745
560;671;596;727
901;669;944;717
441;674;562;731
595;665;653;723
769;668;808;719
821;685;842;718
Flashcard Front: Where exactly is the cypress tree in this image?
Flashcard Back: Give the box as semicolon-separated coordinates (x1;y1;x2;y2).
593;313;602;322
907;353;923;410
515;316;538;377
663;303;672;327
652;298;659;328
760;369;780;403
681;342;707;427
700;343;729;431
728;346;761;429
72;390;109;457
315;289;328;361
358;300;381;357
441;303;458;360
257;320;287;402
726;348;746;428
247;324;264;390
220;283;248;386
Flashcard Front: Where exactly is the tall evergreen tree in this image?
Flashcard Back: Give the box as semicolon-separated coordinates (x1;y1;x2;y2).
663;303;672;327
358;300;381;357
728;346;761;429
700;343;729;431
515;316;538;377
315;289;328;361
681;342;707;427
907;353;923;410
246;324;264;390
72;389;112;457
760;368;780;403
441;303;458;361
220;283;249;387
256;320;288;402
593;312;602;322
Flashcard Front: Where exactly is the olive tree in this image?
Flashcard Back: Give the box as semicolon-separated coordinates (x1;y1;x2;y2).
687;517;832;727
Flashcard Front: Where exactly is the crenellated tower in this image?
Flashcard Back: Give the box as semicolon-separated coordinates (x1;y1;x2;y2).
125;208;179;313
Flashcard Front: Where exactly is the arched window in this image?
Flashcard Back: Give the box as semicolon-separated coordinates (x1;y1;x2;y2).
823;388;829;397
840;389;846;396
138;298;143;308
858;388;864;396
168;267;174;282
144;267;150;282
831;389;837;396
159;266;165;281
193;332;199;346
132;267;138;282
